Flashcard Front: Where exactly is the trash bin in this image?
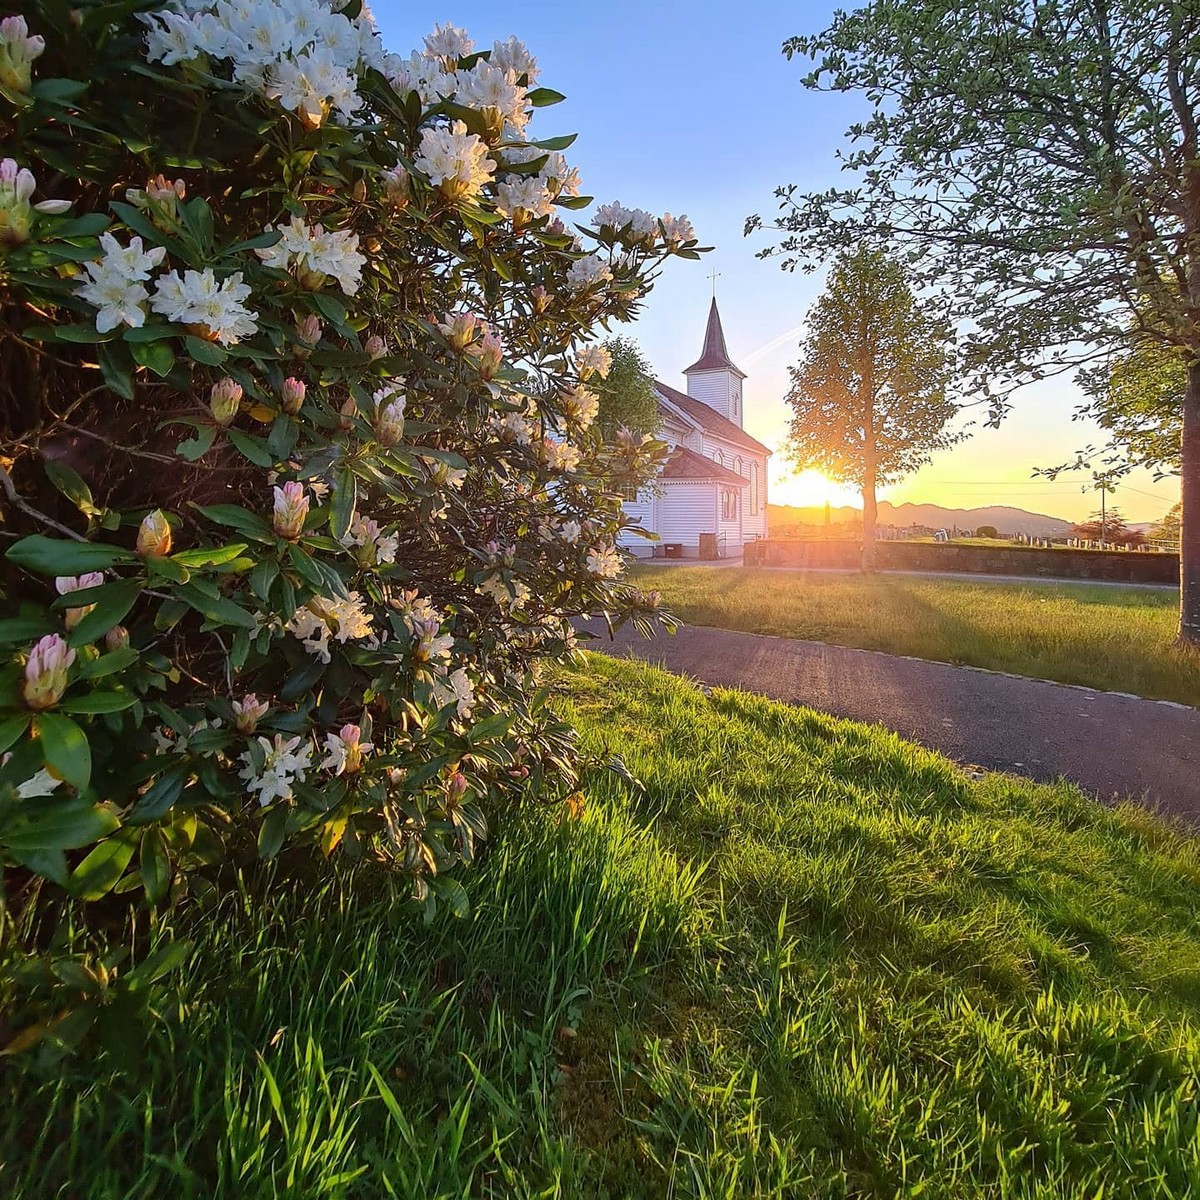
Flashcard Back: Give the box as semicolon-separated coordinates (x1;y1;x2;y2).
698;533;718;560
664;543;683;559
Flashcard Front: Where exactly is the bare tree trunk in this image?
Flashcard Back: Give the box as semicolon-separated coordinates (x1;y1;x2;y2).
1180;358;1200;646
862;447;877;572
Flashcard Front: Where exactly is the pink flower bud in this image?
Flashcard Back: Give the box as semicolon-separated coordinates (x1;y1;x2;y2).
447;770;469;803
105;625;130;651
280;377;306;414
294;315;322;354
209;377;243;426
0;16;45;95
56;571;104;631
470;331;504;381
0;157;35;246
22;633;74;711
272;481;309;541
364;335;387;361
338;394;358;431
375;398;406;446
137;509;173;557
530;286;550;314
437;311;485;351
382;166;410;208
232;692;269;733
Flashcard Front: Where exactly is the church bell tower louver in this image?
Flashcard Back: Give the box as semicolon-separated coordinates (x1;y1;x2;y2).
683;297;747;426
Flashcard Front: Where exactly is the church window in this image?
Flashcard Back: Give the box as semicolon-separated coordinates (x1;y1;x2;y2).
616;480;639;501
751;463;760;513
721;488;739;521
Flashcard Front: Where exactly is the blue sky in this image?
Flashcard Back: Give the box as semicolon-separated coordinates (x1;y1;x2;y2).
372;2;1179;524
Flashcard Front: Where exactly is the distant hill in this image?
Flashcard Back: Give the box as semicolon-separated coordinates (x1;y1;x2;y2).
769;501;1074;538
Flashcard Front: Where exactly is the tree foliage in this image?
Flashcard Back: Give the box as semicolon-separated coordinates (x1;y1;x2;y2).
785;245;958;566
593;336;661;440
750;0;1200;638
0;0;704;1051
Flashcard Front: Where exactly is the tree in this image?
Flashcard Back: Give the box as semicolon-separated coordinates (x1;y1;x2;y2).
1073;508;1131;546
1152;502;1182;547
784;246;959;569
749;1;1200;643
592;336;662;440
975;525;999;539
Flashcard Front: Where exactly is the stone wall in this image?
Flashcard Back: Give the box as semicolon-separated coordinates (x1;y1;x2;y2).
743;539;1180;585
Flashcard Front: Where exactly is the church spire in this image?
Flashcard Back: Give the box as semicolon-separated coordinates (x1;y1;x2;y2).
684;297;746;379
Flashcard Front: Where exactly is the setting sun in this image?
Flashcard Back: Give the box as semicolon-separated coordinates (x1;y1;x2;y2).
771;468;863;510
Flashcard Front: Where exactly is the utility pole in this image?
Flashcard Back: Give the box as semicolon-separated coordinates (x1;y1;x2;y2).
1093;473;1117;549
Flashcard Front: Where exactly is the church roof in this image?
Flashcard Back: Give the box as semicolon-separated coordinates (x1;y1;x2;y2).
659;445;750;486
683;298;746;379
654;379;772;456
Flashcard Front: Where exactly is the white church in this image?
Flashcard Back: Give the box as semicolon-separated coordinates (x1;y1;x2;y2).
622;298;771;558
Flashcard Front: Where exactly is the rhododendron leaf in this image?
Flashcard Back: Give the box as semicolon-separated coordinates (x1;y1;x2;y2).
532;133;577;151
51;213;109;239
58;692;138;714
129;764;190;824
527;87;566;107
131;339;175;378
258;807;288;859
68;580;143;646
3;796;119;853
32;78;88;103
0;713;32;755
175;425;218;461
267;416;298;459
172;544;249;568
37;713;91;790
139;829;171;904
0;617;56;645
69;829;137;900
7;535;137;576
146;555;190;584
44;460;98;516
76;647;138;681
184;336;227;366
227;429;274;467
330;469;356;541
99;347;134;400
172;581;257;629
555;195;592;211
124;939;193;990
193;504;273;541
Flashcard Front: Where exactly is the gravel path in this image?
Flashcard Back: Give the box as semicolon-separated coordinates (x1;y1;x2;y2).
588;622;1200;820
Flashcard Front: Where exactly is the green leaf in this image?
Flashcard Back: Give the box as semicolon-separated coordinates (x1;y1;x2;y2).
7;535;136;576
227;428;274;467
527;87;567;107
330;468;356;542
51;213;109;239
172;543;249;568
36;713;91;789
184;335;227;366
70;830;137;900
58;691;137;714
193;503;273;541
258;806;288;859
311;292;349;327
0;713;32;754
99;344;135;399
0;617;56;645
123;324;175;343
129;763;189;823
68;579;142;646
172;580;258;629
44;460;97;516
468;712;515;743
2;796;119;852
76;647;138;680
139;828;171;904
432;876;470;919
125;939;192;989
175;424;218;461
32;77;88;102
131;339;175;377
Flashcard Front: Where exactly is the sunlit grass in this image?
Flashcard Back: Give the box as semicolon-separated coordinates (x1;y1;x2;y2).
4;654;1199;1197
632;564;1200;705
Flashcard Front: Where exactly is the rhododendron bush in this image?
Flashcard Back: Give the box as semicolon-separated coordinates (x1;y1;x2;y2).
0;0;701;985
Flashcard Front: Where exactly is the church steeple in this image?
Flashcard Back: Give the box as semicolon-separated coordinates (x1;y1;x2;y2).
683;298;747;425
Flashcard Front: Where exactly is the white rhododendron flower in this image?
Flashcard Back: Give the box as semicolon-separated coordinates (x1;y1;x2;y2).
454;61;528;134
586;544;623;579
0;15;45;93
423;21;474;64
320;723;373;775
256;216;365;294
150;268;258;344
414;121;496;202
660;212;696;244
496;176;555;221
16;768;62;799
543;438;581;472
76;231;167;331
239;733;313;806
433;666;475;717
490;35;538;83
558;519;582;544
576;344;612;379
561;384;599;430
565;253;613;292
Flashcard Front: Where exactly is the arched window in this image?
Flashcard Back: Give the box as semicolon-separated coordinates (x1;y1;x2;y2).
751;463;760;514
734;456;743;479
713;450;723;467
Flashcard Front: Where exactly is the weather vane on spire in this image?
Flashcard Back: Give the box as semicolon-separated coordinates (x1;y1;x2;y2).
709;268;721;298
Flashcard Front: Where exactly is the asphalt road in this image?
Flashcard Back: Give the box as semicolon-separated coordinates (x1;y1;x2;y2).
587;622;1200;822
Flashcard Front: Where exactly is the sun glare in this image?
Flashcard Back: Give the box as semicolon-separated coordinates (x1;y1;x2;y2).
772;469;862;510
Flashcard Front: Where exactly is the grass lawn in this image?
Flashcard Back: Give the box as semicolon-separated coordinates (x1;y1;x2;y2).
4;654;1200;1197
632;564;1200;706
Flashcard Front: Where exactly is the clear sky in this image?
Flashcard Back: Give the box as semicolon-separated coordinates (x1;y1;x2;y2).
372;2;1180;525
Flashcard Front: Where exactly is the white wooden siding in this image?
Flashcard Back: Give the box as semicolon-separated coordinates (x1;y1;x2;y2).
685;370;735;421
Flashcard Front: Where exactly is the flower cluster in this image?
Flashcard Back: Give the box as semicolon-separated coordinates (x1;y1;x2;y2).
256;216;365;295
593;202;696;248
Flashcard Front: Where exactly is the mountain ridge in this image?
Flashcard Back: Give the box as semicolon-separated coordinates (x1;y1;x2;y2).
769;501;1074;537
